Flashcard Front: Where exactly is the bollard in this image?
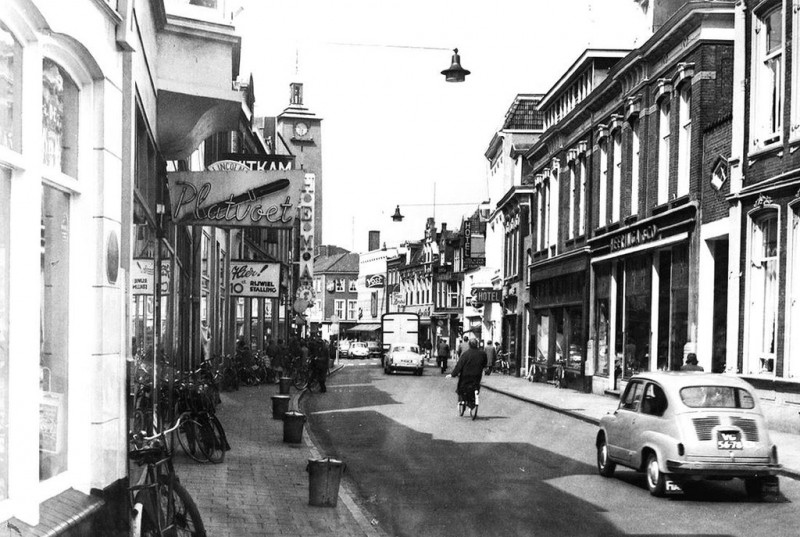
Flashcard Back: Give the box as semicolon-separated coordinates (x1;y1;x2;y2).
271;394;290;420
283;411;306;444
306;457;345;507
279;376;292;394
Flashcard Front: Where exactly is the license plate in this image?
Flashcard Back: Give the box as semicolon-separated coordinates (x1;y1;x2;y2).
717;431;743;450
665;480;683;494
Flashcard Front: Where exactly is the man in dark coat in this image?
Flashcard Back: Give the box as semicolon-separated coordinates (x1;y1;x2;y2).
436;339;450;374
448;339;487;403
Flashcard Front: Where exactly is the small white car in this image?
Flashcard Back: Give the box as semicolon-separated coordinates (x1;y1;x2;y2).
384;343;424;376
337;339;351;358
349;341;369;358
596;372;781;499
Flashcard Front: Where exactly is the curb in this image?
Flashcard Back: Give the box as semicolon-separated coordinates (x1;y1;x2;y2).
482;383;800;481
295;364;387;537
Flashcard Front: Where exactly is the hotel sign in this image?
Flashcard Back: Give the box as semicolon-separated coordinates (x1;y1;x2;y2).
610;224;659;253
472;287;501;304
167;170;305;228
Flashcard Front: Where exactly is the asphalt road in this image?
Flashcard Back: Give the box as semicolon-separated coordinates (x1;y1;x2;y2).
302;360;800;537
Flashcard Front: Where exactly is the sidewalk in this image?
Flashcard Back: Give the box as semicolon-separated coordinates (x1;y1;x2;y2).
173;371;385;537
480;373;800;480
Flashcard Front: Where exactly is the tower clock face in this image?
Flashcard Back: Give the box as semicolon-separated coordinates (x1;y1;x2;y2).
294;122;309;137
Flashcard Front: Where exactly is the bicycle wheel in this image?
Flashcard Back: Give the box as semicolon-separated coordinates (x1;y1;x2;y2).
470;403;478;420
170;477;206;536
139;475;207;536
177;417;208;463
198;414;227;464
458;400;466;416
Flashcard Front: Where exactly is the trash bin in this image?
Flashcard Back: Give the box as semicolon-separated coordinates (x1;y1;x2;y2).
271;394;290;419
306;457;345;507
283;411;306;443
279;376;292;394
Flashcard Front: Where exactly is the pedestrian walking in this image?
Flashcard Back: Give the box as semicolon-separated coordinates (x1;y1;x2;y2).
484;340;497;375
436;338;450;374
313;348;329;392
680;353;704;371
457;335;470;358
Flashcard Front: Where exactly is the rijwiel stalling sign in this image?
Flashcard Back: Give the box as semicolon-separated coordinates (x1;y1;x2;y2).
167;170;305;228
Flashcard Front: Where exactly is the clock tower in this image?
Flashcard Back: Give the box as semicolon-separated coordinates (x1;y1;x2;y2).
277;81;323;243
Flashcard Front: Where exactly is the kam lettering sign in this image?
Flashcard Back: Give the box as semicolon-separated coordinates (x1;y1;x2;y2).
230;261;280;298
609;224;659;253
365;273;385;288
214;153;294;171
167;170;305;228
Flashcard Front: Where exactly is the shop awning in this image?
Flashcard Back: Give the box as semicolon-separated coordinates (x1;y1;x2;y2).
347;324;381;332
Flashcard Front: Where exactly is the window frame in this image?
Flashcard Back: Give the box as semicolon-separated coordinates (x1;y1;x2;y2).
657;97;671;205
598;138;608;227
611;128;622;223
751;3;784;150
629;118;640;217
677;83;692;197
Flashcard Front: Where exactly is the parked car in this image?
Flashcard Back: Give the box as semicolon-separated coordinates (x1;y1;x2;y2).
349;341;369;358
596;372;781;499
384;343;424;376
337;339;351;358
367;341;382;358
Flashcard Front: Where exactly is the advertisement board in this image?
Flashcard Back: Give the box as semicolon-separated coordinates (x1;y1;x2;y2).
230;261;281;298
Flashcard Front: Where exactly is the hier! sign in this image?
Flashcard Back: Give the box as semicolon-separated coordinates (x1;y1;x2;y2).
167;170;305;228
230;261;280;298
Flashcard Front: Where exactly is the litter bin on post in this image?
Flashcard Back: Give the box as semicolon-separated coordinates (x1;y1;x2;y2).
271;394;290;419
306;457;345;507
279;376;292;394
283;411;306;443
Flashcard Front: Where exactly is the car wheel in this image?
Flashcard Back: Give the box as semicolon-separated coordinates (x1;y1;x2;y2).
645;453;666;497
596;435;616;478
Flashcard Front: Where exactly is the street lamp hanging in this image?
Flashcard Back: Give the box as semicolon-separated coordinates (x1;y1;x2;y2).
441;48;470;82
391;205;405;222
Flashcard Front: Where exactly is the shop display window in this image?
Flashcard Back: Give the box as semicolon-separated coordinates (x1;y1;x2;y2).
566;308;584;370
0;169;9;499
595;266;610;377
40;185;70;481
0;22;22;151
623;254;652;376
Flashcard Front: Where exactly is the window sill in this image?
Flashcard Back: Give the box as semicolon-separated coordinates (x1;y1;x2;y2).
747;141;783;163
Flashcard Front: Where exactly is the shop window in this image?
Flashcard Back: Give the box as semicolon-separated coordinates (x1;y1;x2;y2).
0;169;9;499
623;254;652;377
630;118;640;216
566;308;584;370
677;84;692;196
752;6;783;148
42;59;79;178
40;185;70;481
747;210;779;374
657;98;671;205
595;266;611;377
789;207;800;378
0;22;22;151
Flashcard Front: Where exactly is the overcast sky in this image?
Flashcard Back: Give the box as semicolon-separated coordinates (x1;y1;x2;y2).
238;0;645;253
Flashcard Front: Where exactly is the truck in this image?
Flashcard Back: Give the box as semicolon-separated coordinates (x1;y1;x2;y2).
380;312;420;365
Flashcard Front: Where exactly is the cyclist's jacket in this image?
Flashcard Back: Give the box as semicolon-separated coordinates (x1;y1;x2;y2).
451;348;487;393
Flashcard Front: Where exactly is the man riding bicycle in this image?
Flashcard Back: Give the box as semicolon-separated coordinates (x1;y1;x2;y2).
447;339;487;413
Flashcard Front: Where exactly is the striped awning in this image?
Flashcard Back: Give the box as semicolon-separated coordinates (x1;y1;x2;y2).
346;323;381;332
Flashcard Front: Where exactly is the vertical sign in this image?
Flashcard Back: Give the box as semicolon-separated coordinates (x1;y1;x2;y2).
296;174;316;306
464;219;472;257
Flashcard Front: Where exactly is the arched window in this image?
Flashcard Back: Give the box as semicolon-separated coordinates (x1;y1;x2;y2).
747;210;779;375
42;58;79;177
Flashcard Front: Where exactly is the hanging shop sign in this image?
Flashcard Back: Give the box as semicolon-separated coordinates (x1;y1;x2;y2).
463;257;486;268
167;170;305;228
365;273;385;288
230;261;280;298
131;259;170;295
464;220;472;257
472;287;502;304
211;153;294;171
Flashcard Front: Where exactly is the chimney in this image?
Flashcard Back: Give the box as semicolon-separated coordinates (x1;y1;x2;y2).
368;231;380;252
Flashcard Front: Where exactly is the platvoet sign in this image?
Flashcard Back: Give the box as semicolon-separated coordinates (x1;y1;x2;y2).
167;170;305;228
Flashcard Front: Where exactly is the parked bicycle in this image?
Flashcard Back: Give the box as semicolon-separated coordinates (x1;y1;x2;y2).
173;374;229;464
129;416;206;536
493;352;511;375
551;359;566;389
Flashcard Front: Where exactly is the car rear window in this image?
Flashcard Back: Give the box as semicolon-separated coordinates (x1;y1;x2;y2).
679;386;756;409
393;345;419;353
